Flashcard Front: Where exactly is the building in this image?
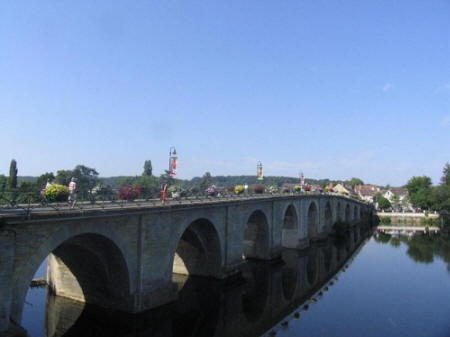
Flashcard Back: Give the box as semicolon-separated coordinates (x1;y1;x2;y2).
355;185;380;203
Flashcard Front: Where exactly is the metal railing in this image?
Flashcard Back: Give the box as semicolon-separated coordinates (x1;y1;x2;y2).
0;188;366;217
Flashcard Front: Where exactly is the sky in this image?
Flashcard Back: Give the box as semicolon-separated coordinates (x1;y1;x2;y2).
1;0;449;186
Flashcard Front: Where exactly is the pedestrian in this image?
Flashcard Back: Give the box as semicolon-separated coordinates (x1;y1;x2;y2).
161;184;168;204
68;177;77;209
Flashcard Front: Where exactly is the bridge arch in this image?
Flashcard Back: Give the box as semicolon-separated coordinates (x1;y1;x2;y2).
281;264;298;301
281;204;299;248
306;252;319;287
307;201;319;238
241;262;270;323
243;210;270;260
12;227;133;323
171;218;222;278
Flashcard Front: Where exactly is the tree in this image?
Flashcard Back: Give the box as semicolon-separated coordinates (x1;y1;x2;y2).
56;170;74;186
0;175;6;191
8;159;18;189
432;163;450;212
133;175;160;199
143;160;153;177
72;165;99;197
346;177;364;189
200;172;212;192
441;162;450;186
406;176;433;210
56;165;99;200
378;196;391;210
36;172;55;189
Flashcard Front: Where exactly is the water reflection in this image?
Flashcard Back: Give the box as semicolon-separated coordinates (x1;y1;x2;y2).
374;231;450;266
25;227;371;337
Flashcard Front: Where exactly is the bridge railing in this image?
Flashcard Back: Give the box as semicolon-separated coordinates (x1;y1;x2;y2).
0;188;366;217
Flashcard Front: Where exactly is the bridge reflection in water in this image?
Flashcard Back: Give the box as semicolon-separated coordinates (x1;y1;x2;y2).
42;226;371;337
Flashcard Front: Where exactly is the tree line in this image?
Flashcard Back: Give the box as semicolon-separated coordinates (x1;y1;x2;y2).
0;159;367;204
404;163;450;213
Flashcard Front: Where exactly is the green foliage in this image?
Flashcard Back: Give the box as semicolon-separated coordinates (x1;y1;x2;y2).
441;162;450;186
346;177;364;188
36;172;55;189
374;233;391;244
8;159;18;189
380;216;391;225
378;196;391;210
234;185;244;195
0;175;6;191
200;172;212;192
56;170;74;186
294;185;301;192
44;184;69;202
420;217;440;227
390;237;401;248
406;176;433;210
143;160;153;177
133;175;160;199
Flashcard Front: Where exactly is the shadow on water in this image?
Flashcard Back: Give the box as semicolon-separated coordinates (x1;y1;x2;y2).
22;226;374;337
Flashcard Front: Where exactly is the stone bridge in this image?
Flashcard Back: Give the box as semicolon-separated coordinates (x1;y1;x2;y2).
0;194;373;335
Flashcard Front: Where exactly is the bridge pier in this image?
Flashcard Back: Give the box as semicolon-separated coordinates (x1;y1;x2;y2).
0;230;15;333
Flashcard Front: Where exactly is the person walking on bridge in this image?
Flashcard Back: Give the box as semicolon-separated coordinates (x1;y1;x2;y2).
68;178;77;209
161;183;168;204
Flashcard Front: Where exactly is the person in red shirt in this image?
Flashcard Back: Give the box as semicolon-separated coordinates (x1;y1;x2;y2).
161;184;168;204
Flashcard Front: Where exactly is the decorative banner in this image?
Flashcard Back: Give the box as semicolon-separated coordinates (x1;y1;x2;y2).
300;172;305;186
169;156;178;177
257;162;264;181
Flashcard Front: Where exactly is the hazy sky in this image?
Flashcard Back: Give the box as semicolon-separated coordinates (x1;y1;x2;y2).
1;1;449;186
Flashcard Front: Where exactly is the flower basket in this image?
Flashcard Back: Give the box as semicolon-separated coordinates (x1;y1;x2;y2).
118;186;141;201
44;184;69;202
234;185;245;195
253;185;264;194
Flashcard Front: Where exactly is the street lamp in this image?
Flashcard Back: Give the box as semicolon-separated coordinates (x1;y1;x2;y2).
169;147;178;178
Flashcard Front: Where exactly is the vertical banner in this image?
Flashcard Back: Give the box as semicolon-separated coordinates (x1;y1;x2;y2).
169;156;178;177
257;162;263;181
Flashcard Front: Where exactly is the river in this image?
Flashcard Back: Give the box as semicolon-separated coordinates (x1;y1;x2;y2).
21;228;450;337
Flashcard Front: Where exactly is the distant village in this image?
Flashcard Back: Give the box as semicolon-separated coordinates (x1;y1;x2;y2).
281;182;410;212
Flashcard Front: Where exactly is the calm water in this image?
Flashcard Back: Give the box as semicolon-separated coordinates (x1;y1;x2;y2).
22;230;450;337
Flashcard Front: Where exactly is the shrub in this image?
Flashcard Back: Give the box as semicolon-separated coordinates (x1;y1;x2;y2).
44;184;69;202
294;185;301;192
234;185;245;195
380;216;392;225
118;186;141;201
253;185;264;194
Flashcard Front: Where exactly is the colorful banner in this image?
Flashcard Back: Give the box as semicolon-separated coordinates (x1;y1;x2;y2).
169;156;178;177
257;163;263;181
